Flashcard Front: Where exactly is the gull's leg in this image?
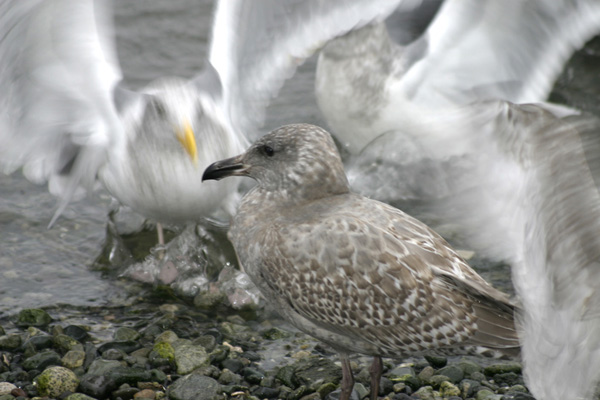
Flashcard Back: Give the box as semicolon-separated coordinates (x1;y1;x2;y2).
157;223;165;246
369;356;383;400
340;353;355;400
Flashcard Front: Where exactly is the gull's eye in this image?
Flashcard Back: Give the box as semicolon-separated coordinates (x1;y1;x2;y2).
263;145;275;157
151;99;167;118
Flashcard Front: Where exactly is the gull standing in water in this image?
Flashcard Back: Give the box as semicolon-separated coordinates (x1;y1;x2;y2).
314;1;600;399
203;124;521;400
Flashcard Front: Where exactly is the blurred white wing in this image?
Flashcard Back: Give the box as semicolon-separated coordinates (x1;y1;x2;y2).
0;0;123;225
402;0;600;106
208;0;424;139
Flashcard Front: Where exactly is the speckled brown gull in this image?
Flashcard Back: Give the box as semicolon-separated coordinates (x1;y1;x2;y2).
203;123;520;400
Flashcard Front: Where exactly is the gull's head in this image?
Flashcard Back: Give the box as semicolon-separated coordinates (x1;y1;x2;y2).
203;124;350;201
137;74;238;169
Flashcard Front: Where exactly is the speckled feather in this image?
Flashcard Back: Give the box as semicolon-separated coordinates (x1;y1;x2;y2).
226;124;520;359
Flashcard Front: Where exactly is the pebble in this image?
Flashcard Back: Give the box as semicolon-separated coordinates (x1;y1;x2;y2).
0;382;16;395
35;366;79;397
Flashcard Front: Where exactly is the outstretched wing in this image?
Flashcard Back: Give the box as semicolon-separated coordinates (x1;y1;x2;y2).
400;0;600;107
0;0;124;225
208;0;423;139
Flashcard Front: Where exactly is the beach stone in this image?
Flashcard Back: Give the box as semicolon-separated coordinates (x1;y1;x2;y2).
24;334;53;352
64;325;90;342
439;381;461;397
262;327;291;340
102;347;126;360
317;382;337;398
194;290;227;309
242;367;265;384
276;365;300;388
16;308;52;327
22;349;61;371
35;366;79;398
54;333;83;352
424;355;447;368
484;363;522;376
436;365;464;383
501;392;536;400
135;388;157;398
417;366;435;383
0;382;16;395
87;359;123;376
413;385;436;400
65;393;98;400
209;344;230;364
79;374;116;398
0;334;21;350
458;359;483;377
107;366;154;386
112;383;140;399
461;379;482;398
252;386;280;398
155;330;178;344
115;326;141;341
195;335;217;353
218;368;242;385
175;344;209;374
493;372;523;386
62;349;86;369
98;340;142;354
428;374;450;389
294;357;342;389
477;388;502;400
221;358;244;374
167;374;221;400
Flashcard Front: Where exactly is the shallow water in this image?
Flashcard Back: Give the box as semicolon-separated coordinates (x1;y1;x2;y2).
0;0;599;318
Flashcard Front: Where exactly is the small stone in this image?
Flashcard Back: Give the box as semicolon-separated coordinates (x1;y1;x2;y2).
261;327;291;340
54;334;83;352
78;374;117;398
64;325;90;342
316;382;337;398
413;385;436;400
417;366;435;383
353;382;369;399
154;330;178;344
471;371;487;382
35;366;79;398
436;365;464;383
221;358;245;374
501;392;536;400
62;349;86;369
16;308;52;327
11;388;26;398
483;363;522;376
209;344;230;364
194;335;217;353
152;342;175;363
97;340;141;354
112;384;140;399
439;381;461;397
0;334;21;350
476;388;500;400
115;326;141;341
243;367;265;384
424;355;447;369
492;372;523;386
0;326;4;335
460;379;482;398
87;359;123;376
193;290;227;309
167;374;221;400
22;349;61;371
64;393;98;400
294;357;342;389
106;366;154;386
135;388;157;398
0;382;16;395
218;368;242;385
102;347;126;360
252;386;280;398
428;374;450;389
458;359;483;377
298;392;320;400
276;365;299;389
174;344;209;375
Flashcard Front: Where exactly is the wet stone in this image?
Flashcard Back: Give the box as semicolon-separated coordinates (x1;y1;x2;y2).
106;366;154;386
174;344;209;375
112;383;140;399
35;366;79;398
428;374;450;389
221;358;244;374
217;368;242;385
97;340;142;355
0;382;16;395
22;349;61;371
62;349;86;369
54;334;83;352
294;357;342;389
64;394;98;400
476;388;500;400
501;392;536;400
167;374;221;400
276;365;299;389
252;385;280;398
484;363;522;376
64;325;90;342
436;365;464;383
23;334;53;351
102;347;126;360
115;326;142;342
16;309;52;328
262;327;291;340
87;359;123;376
439;381;461;397
242;367;265;384
424;355;447;369
461;379;482;398
493;372;523;386
458;359;483;377
79;374;117;398
194;335;217;353
0;334;21;351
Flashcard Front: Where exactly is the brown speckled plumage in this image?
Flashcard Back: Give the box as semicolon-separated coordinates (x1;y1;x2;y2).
203;124;520;399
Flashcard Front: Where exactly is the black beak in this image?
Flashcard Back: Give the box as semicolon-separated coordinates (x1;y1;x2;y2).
202;155;247;181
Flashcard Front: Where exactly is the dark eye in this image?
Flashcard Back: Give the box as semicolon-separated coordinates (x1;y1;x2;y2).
263;145;275;157
151;99;167;118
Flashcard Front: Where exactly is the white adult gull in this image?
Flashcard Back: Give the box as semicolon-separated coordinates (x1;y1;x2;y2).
0;0;426;239
203;123;521;400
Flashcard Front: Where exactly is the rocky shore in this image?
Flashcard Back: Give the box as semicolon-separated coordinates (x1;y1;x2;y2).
0;297;539;400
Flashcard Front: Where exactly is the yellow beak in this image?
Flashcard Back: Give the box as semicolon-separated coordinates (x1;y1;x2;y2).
176;121;198;164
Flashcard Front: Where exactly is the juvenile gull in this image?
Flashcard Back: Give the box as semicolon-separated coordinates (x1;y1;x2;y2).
203;124;520;400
